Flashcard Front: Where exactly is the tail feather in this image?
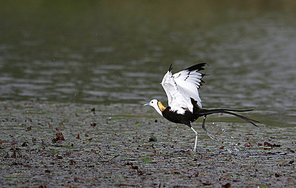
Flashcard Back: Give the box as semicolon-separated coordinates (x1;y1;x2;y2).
199;109;259;126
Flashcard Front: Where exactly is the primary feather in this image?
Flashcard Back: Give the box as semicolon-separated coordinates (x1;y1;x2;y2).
161;63;205;114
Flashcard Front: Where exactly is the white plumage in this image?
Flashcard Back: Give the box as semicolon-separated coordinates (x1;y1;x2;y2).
161;65;203;114
145;63;259;152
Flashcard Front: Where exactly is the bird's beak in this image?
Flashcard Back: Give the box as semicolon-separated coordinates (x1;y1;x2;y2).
144;103;149;106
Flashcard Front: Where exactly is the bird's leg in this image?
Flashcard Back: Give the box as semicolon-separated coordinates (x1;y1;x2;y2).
190;127;198;152
201;115;216;140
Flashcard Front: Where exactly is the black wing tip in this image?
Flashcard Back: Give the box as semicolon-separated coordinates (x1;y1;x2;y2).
168;64;173;72
168;63;206;72
186;63;206;72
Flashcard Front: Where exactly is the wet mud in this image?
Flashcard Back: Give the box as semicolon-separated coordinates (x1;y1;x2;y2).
0;101;295;187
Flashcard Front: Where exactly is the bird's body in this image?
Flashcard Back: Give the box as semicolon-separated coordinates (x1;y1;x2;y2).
145;63;259;152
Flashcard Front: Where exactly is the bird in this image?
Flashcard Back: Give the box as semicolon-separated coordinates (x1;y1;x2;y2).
144;63;259;152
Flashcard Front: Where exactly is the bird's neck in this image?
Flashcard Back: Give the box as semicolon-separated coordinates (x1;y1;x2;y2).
155;101;166;116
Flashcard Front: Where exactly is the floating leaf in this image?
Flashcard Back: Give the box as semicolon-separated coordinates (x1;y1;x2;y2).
49;149;58;155
257;185;268;188
222;183;231;188
69;159;77;165
55;133;65;141
21;142;28;147
142;158;152;163
149;136;157;142
90;122;96;127
50;104;56;107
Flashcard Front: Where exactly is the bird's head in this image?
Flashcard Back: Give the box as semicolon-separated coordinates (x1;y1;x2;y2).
144;99;159;108
144;99;165;116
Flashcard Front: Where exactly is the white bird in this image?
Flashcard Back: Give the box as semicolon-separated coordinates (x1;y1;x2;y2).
145;63;259;152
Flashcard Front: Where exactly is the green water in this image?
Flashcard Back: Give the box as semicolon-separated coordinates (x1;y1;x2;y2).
0;0;296;125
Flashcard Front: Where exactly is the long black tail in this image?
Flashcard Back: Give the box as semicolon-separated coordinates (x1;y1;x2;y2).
198;108;259;126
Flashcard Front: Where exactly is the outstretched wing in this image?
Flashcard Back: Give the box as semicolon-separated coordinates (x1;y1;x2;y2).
161;63;205;113
173;63;205;109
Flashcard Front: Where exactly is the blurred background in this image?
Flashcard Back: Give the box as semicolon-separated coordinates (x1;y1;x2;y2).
0;0;295;125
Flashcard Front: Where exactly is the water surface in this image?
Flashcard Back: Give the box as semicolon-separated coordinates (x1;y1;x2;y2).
0;1;296;125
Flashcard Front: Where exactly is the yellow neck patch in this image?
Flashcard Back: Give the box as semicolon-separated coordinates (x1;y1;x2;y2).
157;101;166;112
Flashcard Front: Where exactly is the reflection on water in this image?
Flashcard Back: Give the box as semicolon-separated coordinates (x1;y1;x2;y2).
0;1;296;125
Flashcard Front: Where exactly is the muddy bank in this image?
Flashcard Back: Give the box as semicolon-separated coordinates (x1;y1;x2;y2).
0;101;295;187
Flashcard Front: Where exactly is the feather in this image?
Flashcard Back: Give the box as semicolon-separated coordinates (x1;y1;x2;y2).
161;63;206;114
